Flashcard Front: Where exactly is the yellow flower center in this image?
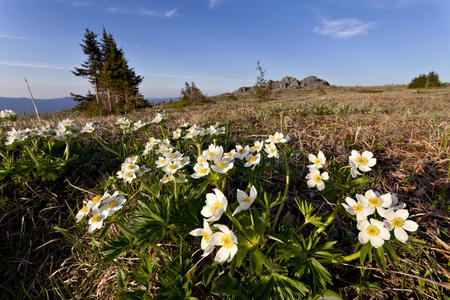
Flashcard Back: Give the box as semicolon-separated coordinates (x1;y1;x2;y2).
241;196;251;202
146;145;151;150
313;174;322;183
211;202;223;214
127;164;134;170
180;158;185;164
161;159;166;164
91;215;101;223
314;158;321;165
81;205;88;213
169;164;176;170
238;149;245;154
208;151;215;157
199;167;208;174
353;203;363;214
392;217;404;228
270;148;276;153
108;200;117;208
221;234;234;248
248;156;256;163
120;170;125;174
275;137;281;142
127;173;133;178
226;153;232;158
368;197;382;207
218;161;227;169
355;156;368;166
202;231;210;243
92;195;101;203
171;153;177;159
366;225;380;237
252;146;259;151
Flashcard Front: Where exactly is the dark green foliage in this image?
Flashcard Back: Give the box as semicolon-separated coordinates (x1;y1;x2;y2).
408;71;441;89
180;82;206;102
253;60;272;102
73;28;148;114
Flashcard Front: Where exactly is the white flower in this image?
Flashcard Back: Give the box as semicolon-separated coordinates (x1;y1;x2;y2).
88;208;106;233
210;224;238;263
149;137;161;147
211;155;234;174
244;153;261;169
160;174;174;183
266;132;290;144
383;209;418;243
155;156;169;168
163;161;182;175
357;218;390;248
305;168;329;191
350;160;361;178
232;186;257;216
100;194;126;217
177;155;190;167
203;144;223;161
191;162;210;179
151;112;165;124
342;197;371;220
234;145;250;160
133;120;149;131
357;190;392;216
75;202;90;223
143;142;154;156
349;150;377;174
0;109;16;120
174;172;188;183
81;122;100;133
308;151;326;170
115;117;132;131
223;150;236;161
207;125;218;135
137;166;150;177
201;189;228;222
87;194;104;209
189;220;214;256
264;142;279;159
172;128;182;139
250;141;264;153
123;171;137;183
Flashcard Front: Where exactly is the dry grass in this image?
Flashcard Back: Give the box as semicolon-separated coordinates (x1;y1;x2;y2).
6;85;450;299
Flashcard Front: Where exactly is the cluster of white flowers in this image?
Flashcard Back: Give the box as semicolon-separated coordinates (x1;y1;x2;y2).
190;186;258;263
0;109;16;121
55;119;79;140
116;156;149;183
115;117;149;133
305;151;329;191
183;124;226;139
342;190;417;248
155;142;190;184
349;150;377;178
76;191;126;233
80;122;100;134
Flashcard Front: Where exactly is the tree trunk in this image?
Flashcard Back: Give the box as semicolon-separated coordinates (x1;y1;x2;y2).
107;89;112;113
95;80;99;104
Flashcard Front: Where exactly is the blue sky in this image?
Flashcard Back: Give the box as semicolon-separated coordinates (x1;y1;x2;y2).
0;0;449;98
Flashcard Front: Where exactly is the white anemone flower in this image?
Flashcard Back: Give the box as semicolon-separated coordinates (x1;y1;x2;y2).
210;224;238;263
174;173;188;183
232;186;257;216
75;202;90;223
160;174;174;183
223;150;236;161
101;194;126;217
201;189;228;222
349;150;376;173
163;161;182;175
251;141;264;153
266;132;290;144
264;142;279;159
177;155;190;167
244;153;261;169
305;168;329;191
356;190;392;216
383;209;418;243
308;151;326;170
81;122;99;133
211;156;234;174
151;112;165;124
189;220;214;256
191;162;210;179
342;197;371;221
357;218;390;248
234;145;250;160
123;171;137;183
155;156;169;168
143;142;154;156
172;128;182;139
87;194;104;209
88;208;106;233
350;160;362;178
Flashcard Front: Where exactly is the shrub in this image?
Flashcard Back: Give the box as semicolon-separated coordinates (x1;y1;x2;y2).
408;71;441;89
253;61;272;102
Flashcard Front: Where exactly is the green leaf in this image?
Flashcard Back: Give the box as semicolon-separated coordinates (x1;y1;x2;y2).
249;249;263;275
211;274;245;296
202;264;218;287
309;289;343;300
374;246;386;272
360;243;372;266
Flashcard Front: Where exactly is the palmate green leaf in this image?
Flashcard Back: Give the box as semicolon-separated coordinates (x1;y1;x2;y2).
296;198;324;227
359;242;372;265
249;248;263;275
249;272;308;300
374;246;387;272
307;289;343;300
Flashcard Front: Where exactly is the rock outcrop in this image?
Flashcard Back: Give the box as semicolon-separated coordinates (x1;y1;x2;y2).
232;76;329;96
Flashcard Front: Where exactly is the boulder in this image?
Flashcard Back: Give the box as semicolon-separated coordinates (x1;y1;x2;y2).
300;76;330;88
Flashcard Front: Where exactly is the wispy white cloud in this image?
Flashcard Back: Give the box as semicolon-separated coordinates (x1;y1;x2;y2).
71;1;90;8
165;8;178;18
314;18;376;39
209;0;220;8
0;33;25;40
327;0;434;9
0;61;72;71
109;7;178;18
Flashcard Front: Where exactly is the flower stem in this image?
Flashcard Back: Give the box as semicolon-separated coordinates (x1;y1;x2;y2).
196;143;202;157
159;124;167;139
272;152;290;229
316;197;343;235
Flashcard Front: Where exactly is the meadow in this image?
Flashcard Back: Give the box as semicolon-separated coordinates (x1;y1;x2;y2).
0;85;448;299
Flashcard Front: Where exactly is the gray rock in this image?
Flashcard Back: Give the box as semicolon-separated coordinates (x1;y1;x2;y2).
232;75;329;95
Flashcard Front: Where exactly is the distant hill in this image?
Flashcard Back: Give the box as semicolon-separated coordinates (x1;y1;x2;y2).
0;96;177;114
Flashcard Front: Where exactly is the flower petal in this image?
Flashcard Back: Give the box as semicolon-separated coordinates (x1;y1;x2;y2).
394;227;408;243
403;220;418;232
370;236;384;248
